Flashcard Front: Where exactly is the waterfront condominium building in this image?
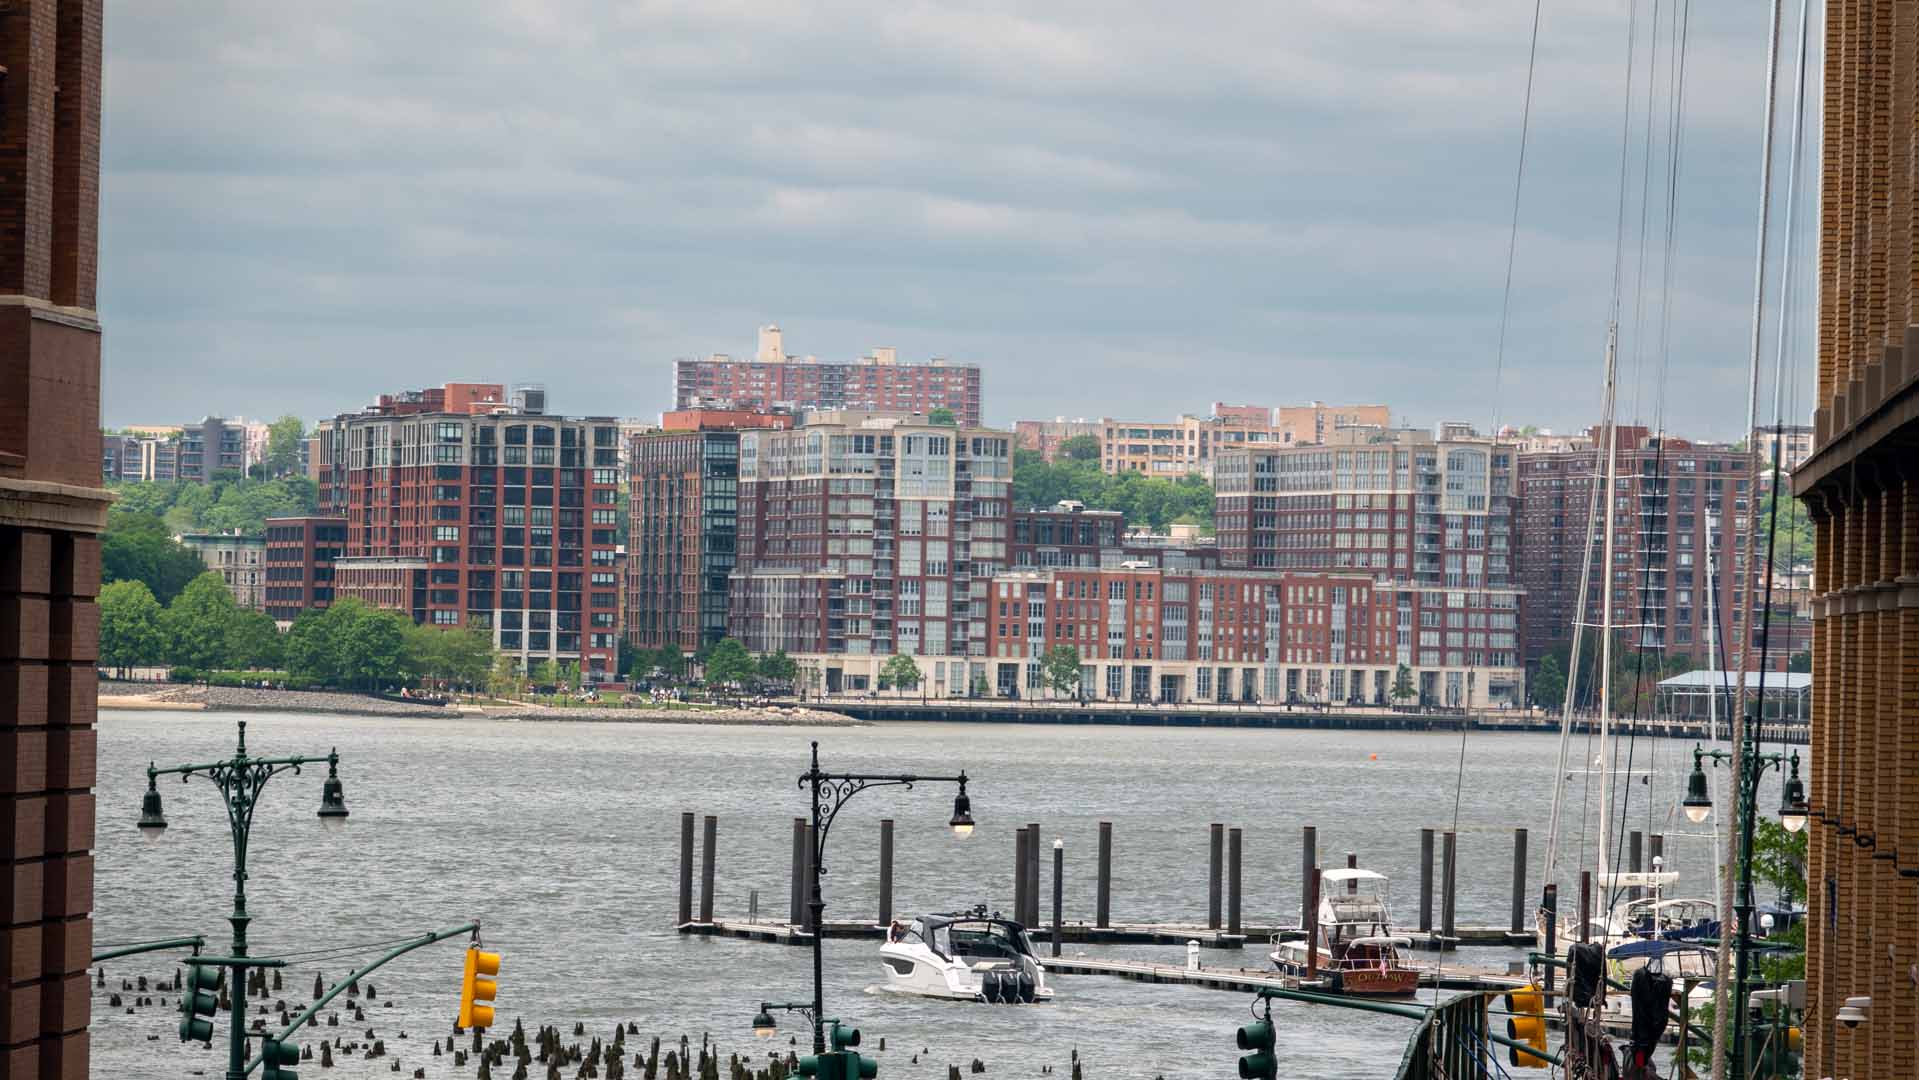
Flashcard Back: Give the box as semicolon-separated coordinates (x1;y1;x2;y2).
674;325;984;426
1749;422;1814;472
625;410;794;653
178;416;256;480
262;515;347;623
981;565;1410;705
1012;418;1104;461
1792;9;1919;1072
1514;427;1770;670
1212;427;1526;705
314;390;623;678
726;411;1012;693
101;429;181;482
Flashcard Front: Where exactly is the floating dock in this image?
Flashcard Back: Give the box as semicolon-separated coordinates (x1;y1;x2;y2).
677;919;1534;951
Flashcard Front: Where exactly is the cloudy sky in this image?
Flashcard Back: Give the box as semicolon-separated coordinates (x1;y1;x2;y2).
101;0;1818;439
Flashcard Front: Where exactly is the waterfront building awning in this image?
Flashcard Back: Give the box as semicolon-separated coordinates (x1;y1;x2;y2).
1655;670;1810;721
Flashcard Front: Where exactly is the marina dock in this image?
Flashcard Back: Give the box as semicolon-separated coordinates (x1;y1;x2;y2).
677;918;1534;951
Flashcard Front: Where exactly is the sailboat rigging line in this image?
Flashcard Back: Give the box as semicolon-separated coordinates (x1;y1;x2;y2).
1487;0;1547;436
1606;0;1645;322
1626;0;1664;426
1713;0;1787;1074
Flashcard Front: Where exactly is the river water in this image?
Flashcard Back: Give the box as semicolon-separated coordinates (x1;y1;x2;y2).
90;711;1765;1078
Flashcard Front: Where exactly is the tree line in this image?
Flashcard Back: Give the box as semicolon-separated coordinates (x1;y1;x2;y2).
100;572;495;692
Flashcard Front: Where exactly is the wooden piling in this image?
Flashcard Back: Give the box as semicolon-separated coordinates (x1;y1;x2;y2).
699;814;717;924
1304;867;1321;980
1346;851;1358;893
789;818;805;926
1440;830;1457;940
1578;871;1592;943
1014;827;1030;926
1227;827;1243;936
1026;823;1042;927
1628;830;1643;901
1051;838;1064;957
1418;827;1435;933
878;819;895;926
1208;823;1224;930
802;821;817;932
1300;826;1317;928
1509;828;1527;933
678;812;695;926
1096;822;1112;928
1542;882;1558;995
1649;833;1663;877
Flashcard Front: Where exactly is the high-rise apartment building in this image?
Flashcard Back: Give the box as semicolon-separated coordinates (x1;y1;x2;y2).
1515;427;1760;670
1213;428;1526;705
1099;412;1284;478
314;389;623;677
624;411;793;653
1;3;109;1074
1792;9;1919;1073
674;326;984;426
726;411;1012;693
178;416;255;479
1751;423;1815;472
263;515;347;623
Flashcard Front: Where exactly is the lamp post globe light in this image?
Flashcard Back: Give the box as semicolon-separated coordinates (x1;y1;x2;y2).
136;719;353;1080
1679;735;1809;1080
790;741;974;1058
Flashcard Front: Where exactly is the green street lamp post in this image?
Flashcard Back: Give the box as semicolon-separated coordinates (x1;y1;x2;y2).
135;719;351;1080
796;740;973;1056
1680;731;1808;1080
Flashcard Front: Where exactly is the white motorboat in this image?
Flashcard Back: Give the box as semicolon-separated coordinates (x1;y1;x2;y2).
878;909;1054;1003
1269;868;1419;996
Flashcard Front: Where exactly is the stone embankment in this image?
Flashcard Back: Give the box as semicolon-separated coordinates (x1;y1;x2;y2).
99;681;862;726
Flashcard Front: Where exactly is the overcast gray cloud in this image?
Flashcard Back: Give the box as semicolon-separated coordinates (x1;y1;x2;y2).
101;0;1815;439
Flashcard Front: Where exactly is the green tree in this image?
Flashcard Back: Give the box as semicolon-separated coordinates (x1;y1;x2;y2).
161;572;241;670
1041;645;1083;698
225;608;284;670
486;652;523;700
101;510;207;604
1753;816;1808;906
334;601;407;691
758;649;800;688
1010;455;1215;530
98;580;164;677
1056;434;1101;462
1786;650;1811;673
284;608;340;685
926;407;958;426
1531;654;1567;709
558;661;582;692
531;659;559;689
656;642;686;679
879;653;921;693
702;637;757;687
265;415;307;478
1390;664;1416;704
618;637;650;679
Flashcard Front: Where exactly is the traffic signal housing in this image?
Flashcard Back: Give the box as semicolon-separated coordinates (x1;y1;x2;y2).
458;947;501;1030
1503;987;1549;1068
261;1036;300;1080
1236;1017;1277;1080
178;964;218;1044
830;1023;878;1079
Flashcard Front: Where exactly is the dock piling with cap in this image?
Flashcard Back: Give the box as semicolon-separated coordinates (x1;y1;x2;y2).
699;814;717;924
1418;828;1435;933
1096;822;1113;928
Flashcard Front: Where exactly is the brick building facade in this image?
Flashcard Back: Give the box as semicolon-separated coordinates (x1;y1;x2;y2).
1;1;108;1075
262;516;346;624
314;392;623;678
1516;428;1760;669
1791;4;1919;1072
1212;429;1525;705
726;412;1011;693
674;326;983;426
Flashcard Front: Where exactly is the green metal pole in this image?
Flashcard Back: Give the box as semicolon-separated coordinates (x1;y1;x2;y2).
89;935;206;965
1728;721;1760;1080
225;725;252;1080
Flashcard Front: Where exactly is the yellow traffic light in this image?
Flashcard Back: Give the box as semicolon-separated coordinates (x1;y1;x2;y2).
1503;986;1549;1069
458;947;501;1030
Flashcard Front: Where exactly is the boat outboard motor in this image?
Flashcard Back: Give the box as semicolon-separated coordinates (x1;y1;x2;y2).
1567;942;1604;1009
1623;966;1673;1078
980;967;1037;1003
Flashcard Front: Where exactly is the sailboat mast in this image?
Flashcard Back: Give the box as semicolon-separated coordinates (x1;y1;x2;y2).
1596;323;1622;900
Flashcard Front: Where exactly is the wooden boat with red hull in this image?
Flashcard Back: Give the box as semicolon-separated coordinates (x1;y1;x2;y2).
1270;868;1420;997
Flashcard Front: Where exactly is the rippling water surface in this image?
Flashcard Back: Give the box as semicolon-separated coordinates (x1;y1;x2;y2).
91;711;1747;1078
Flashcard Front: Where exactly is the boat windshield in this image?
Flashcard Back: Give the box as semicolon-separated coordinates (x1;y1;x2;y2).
945;921;1033;963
